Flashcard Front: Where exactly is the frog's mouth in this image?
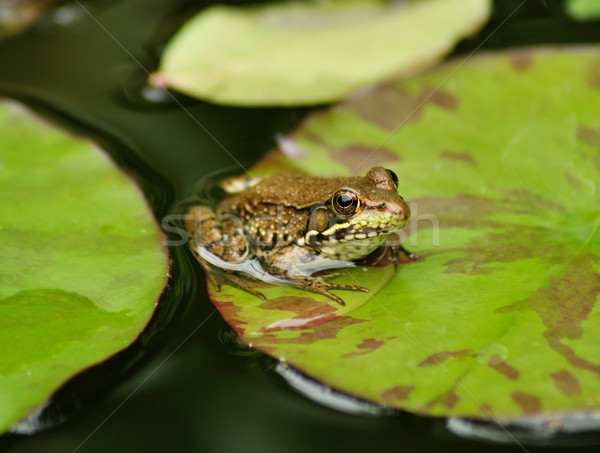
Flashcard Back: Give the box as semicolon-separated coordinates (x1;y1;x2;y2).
303;217;406;247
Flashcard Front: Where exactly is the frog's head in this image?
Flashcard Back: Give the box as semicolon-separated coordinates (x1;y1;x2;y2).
304;167;410;260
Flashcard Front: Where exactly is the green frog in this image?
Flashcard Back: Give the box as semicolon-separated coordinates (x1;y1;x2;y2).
186;166;411;305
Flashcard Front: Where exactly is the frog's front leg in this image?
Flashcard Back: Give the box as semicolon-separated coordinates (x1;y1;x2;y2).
265;245;368;306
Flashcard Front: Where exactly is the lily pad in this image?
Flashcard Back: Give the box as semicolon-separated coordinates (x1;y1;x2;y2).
0;102;168;433
565;0;600;21
152;0;491;106
208;47;600;422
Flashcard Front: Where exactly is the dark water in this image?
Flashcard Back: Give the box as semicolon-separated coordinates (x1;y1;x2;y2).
1;1;600;451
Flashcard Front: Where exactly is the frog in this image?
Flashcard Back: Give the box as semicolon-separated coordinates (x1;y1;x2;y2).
185;166;412;306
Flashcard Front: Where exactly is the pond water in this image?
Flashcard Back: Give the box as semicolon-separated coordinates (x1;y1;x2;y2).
1;0;600;452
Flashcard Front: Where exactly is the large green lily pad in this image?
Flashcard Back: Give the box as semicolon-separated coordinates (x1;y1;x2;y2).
207;47;600;421
153;0;490;106
0;102;168;433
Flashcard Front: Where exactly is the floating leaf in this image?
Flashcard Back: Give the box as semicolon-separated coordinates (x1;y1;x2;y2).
207;48;600;423
0;102;168;433
153;0;491;106
0;0;57;40
565;0;600;21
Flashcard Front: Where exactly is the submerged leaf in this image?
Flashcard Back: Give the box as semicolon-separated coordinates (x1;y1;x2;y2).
153;0;491;106
0;102;168;433
209;48;600;422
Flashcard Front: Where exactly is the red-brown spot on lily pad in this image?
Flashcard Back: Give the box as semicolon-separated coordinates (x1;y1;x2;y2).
588;58;600;91
331;145;399;174
215;301;249;335
254;316;366;345
442;389;460;410
443;223;568;276
512;391;542;415
258;296;338;332
510;49;533;72
551;370;582;397
528;254;600;376
564;172;583;191
418;349;474;367
381;385;414;405
487;354;520;380
347;84;459;132
577;126;600;149
406;193;565;240
494;299;528;314
577;126;600;171
342;338;385;358
440;150;476;165
347;84;424;130
402;195;494;238
478;403;493;416
419;387;462;413
424;87;458;110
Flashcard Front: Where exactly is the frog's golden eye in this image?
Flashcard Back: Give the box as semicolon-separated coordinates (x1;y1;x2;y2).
333;190;359;215
386;169;399;190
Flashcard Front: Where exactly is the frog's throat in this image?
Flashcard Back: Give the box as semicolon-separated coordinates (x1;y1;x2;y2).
299;217;405;248
317;234;388;261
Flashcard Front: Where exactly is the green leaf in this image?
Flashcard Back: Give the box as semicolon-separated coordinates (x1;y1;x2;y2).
0;102;168;433
153;0;491;106
565;0;600;21
208;48;600;421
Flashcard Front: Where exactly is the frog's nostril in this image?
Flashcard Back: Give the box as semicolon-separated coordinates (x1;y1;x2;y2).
378;202;387;209
396;204;409;221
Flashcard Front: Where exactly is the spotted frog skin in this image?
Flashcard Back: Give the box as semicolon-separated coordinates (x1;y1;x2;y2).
186;167;411;305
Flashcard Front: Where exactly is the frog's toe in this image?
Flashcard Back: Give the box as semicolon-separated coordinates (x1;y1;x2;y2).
199;261;222;291
226;273;267;300
312;287;346;306
325;292;346;307
236;281;267;301
326;282;366;292
398;245;419;261
312;280;369;305
351;284;369;293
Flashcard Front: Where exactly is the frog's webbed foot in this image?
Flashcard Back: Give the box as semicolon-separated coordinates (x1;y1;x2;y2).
222;271;267;300
200;260;222;291
397;245;419;263
197;258;267;301
284;275;368;307
266;245;371;306
370;241;418;268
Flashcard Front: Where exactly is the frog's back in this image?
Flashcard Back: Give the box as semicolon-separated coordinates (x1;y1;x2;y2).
227;172;359;209
217;172;343;251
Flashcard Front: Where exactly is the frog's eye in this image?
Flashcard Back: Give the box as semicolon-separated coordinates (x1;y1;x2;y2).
333;190;359;215
386;169;399;190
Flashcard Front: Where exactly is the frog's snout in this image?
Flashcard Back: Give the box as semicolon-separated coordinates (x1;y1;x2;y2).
377;199;410;224
396;202;410;225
